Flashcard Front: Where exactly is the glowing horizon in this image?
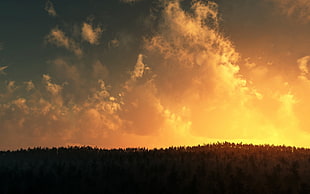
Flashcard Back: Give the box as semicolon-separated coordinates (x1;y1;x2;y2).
1;0;310;150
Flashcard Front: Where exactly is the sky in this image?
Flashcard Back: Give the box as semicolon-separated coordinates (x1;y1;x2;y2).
0;0;310;150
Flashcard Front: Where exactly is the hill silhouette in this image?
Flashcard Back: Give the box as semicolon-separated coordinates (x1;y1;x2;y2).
1;142;310;194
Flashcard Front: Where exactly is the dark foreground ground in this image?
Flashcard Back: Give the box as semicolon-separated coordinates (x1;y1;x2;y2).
1;142;310;194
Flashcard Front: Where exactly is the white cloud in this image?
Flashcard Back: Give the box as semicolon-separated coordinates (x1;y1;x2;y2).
81;22;103;45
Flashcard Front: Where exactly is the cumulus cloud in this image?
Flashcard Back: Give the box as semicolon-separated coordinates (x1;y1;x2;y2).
2;0;310;149
118;54;165;135
0;73;121;149
45;0;57;17
144;1;257;138
42;74;62;96
81;22;103;45
46;28;82;56
140;0;310;146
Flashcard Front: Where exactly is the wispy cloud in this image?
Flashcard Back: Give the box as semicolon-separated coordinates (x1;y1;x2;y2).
121;0;143;3
46;28;82;56
81;22;103;45
268;0;310;23
0;66;8;74
24;81;35;91
45;0;57;17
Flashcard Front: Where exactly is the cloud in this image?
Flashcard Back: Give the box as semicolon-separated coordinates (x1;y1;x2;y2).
42;74;62;96
24;81;35;91
109;39;120;48
144;1;257;138
268;0;310;23
0;66;8;74
119;79;164;135
140;0;310;147
0;73;121;149
46;21;103;55
45;0;57;17
121;0;143;3
298;56;310;76
131;54;146;79
48;58;110;105
46;28;82;56
2;0;310;149
81;22;103;45
118;54;165;135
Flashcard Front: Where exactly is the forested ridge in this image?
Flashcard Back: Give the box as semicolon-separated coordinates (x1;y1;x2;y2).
1;142;310;194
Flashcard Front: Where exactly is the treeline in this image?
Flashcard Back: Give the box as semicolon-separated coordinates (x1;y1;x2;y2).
1;142;310;194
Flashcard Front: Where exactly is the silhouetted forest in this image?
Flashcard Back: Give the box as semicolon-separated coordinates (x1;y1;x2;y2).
1;142;310;194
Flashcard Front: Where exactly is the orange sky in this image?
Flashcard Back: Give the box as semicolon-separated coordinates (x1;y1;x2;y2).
0;0;310;150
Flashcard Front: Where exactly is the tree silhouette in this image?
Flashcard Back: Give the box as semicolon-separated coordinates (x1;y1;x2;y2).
0;143;310;193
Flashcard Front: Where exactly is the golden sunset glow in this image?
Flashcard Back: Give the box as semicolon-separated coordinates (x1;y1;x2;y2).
1;0;310;150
